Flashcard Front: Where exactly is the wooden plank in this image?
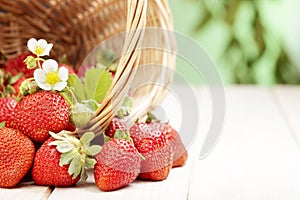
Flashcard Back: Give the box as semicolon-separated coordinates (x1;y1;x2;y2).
273;86;300;145
49;164;192;200
189;86;300;200
0;183;52;200
48;85;203;200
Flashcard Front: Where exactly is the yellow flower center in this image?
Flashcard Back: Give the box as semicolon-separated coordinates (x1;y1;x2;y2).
35;46;45;55
46;71;60;85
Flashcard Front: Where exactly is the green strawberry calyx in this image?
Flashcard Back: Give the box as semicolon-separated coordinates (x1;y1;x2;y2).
96;49;118;73
110;130;145;161
0;69;24;98
0;122;5;128
145;112;160;123
116;96;133;119
69;99;99;128
19;78;39;96
49;131;102;181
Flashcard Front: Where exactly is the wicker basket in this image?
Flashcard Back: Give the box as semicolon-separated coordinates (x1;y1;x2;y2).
0;0;176;135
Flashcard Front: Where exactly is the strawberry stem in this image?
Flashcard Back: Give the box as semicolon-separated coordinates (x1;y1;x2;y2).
60;87;78;107
36;56;44;69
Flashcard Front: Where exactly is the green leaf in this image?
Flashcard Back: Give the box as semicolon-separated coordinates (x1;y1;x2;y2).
72;75;86;101
8;73;23;85
84;67;103;100
84;67;112;103
80;132;95;146
94;70;112;103
67;74;77;88
86;145;102;156
59;90;73;107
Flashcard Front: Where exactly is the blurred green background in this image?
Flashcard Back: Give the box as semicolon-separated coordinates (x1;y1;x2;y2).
169;0;300;85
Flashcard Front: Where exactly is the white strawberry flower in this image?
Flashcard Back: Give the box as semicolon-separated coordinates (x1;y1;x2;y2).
27;38;53;57
34;59;68;91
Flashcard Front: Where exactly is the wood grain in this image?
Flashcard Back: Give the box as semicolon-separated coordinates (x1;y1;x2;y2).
189;87;300;200
2;86;300;200
0;183;51;200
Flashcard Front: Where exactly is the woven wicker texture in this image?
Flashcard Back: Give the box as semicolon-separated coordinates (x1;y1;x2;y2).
0;0;176;134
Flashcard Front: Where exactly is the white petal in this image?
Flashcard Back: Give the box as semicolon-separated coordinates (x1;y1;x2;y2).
53;82;67;91
42;59;58;72
34;68;46;84
38;83;52;91
27;38;37;54
37;39;48;49
43;43;53;56
58;67;69;81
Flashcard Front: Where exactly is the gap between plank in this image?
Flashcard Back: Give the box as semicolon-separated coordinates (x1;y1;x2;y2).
270;87;300;150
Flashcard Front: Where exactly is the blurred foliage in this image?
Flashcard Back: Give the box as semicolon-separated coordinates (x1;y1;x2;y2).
171;0;300;84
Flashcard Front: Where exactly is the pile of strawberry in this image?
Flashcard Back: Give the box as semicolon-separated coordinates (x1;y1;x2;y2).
0;39;188;192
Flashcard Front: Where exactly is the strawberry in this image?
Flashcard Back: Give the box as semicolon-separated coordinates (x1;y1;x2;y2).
4;53;35;78
33;131;101;186
12;77;26;96
14;91;70;142
0;67;28;97
105;118;127;138
0;128;35;188
0;97;17;128
76;65;91;78
32;137;79;186
21;141;43;183
58;63;75;74
151;123;188;167
94;138;141;191
65;122;76;132
129;123;173;181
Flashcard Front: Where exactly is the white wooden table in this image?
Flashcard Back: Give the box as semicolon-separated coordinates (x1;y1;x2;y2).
2;86;300;200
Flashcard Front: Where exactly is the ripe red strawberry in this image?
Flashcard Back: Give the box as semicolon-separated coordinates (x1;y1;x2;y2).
129;123;173;181
14;91;70;142
0;128;35;188
65;122;76;132
94;138;141;191
12;77;26;96
0;97;17;128
4;53;35;78
151;123;188;167
32;137;79;186
105;118;127;138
